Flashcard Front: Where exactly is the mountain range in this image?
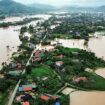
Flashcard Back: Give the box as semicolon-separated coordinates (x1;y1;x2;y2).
61;6;105;12
0;0;55;15
0;0;105;15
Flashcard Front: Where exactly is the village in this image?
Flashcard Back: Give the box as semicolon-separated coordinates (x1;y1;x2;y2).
0;13;105;105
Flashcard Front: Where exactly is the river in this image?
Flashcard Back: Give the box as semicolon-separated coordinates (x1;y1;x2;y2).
0;26;20;68
54;36;105;105
1;14;105;105
56;35;105;60
0;14;51;69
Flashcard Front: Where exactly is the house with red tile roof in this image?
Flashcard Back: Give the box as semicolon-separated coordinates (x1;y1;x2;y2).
23;87;32;91
73;76;88;83
23;101;30;105
19;84;37;92
40;95;50;101
40;94;58;101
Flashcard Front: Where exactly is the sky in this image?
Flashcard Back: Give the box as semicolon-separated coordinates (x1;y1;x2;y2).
14;0;105;6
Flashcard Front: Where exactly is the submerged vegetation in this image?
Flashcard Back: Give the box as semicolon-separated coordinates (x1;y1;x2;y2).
41;14;105;40
1;13;105;105
0;17;39;27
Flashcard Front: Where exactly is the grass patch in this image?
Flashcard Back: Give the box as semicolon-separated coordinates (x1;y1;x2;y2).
53;34;72;39
85;72;105;90
31;65;56;78
72;72;105;90
62;47;80;52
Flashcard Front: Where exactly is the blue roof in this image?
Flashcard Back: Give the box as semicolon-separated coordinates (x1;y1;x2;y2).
22;84;32;88
19;87;23;91
11;63;17;68
55;102;60;105
9;71;21;76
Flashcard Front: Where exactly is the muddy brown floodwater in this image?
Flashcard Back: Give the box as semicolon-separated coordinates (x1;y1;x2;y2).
55;37;105;105
0;14;51;69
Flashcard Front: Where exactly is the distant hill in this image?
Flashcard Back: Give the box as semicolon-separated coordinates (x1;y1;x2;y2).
28;3;56;11
0;0;31;15
0;0;105;15
97;6;105;12
61;5;105;13
0;0;56;15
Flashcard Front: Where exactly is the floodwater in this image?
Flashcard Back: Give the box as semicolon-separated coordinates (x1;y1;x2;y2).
0;14;51;69
56;38;85;49
56;36;105;60
95;68;105;79
55;37;105;105
0;14;51;23
88;36;105;60
1;15;105;105
0;26;20;68
70;91;105;105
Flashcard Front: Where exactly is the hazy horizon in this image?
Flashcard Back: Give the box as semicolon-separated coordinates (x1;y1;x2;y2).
14;0;105;7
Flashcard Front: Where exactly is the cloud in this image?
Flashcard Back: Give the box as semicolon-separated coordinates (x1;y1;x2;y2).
15;0;105;6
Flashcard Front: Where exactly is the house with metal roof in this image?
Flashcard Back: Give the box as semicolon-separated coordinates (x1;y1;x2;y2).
18;84;37;92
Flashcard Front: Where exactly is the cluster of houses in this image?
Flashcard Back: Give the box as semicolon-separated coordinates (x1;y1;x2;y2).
10;61;22;69
18;83;37;92
16;83;37;105
15;48;62;105
16;82;61;105
8;61;23;76
31;50;44;63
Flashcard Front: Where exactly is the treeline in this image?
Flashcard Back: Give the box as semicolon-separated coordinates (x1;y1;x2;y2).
0;17;39;27
51;13;105;39
0;15;5;20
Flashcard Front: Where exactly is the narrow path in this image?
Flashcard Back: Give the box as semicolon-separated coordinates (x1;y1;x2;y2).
7;38;45;105
8;80;21;105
